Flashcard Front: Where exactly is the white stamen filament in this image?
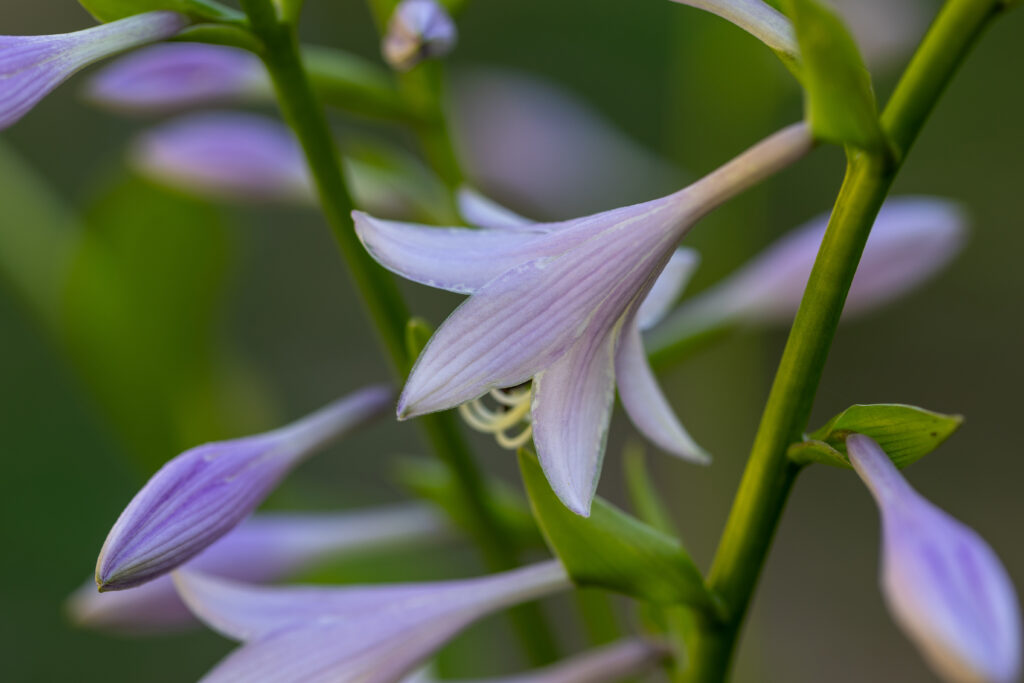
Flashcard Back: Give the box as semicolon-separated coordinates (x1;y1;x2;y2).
458;386;533;450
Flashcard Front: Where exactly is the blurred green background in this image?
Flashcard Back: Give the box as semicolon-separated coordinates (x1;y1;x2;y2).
1;0;1022;681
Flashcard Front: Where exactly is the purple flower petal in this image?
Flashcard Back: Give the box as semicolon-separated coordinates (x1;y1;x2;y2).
175;561;570;682
847;435;1021;683
382;0;457;72
95;385;393;591
85;43;269;113
635;248;700;330
0;11;188;130
131;112;313;203
457;187;536;231
615;322;709;464
70;505;444;632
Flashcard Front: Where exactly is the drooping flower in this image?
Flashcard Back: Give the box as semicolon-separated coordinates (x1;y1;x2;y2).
355;123;813;515
95;385;393;592
85;42;270;113
70;505;446;632
653;197;966;339
382;0;457;72
408;638;668;683
846;434;1021;683
0;11;188;130
174;560;571;682
668;0;798;59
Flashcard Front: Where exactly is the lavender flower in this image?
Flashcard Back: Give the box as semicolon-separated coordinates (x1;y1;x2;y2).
668;0;797;59
0;11;188;130
95;385;393;592
70;505;445;632
658;197;965;331
409;639;668;683
847;434;1021;683
355;124;812;515
174;560;571;682
382;0;457;72
85;43;270;113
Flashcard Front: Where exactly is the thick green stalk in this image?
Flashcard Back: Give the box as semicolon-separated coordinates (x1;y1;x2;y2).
240;0;558;664
685;1;1005;680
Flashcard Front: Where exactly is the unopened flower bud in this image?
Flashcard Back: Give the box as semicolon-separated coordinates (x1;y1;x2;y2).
382;0;457;71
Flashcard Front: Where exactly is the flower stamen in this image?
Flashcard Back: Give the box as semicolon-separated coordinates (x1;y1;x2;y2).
458;385;533;450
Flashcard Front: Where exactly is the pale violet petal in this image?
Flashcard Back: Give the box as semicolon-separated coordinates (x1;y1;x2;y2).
451;639;668;683
457;187;537;231
70;505;444;632
0;12;188;130
847;435;1021;683
668;0;797;58
177;561;570;682
635;248;700;330
383;0;457;72
615;323;710;463
85;43;270;113
397;196;684;417
531;323;621;517
95;385;393;591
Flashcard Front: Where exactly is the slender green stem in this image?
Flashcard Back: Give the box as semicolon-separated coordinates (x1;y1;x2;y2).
685;1;1005;680
239;0;558;664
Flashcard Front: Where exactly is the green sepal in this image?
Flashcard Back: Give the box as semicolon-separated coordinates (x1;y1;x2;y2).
518;450;716;609
784;0;885;150
789;403;963;468
79;0;243;23
395;458;541;548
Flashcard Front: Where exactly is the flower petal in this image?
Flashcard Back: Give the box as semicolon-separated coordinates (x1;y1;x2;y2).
615;322;710;463
669;0;797;58
457;187;537;231
635;248;700;330
459;639;668;683
70;505;444;633
177;561;570;682
95;385;392;591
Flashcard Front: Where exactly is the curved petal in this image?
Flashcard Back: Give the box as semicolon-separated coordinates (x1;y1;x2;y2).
615;323;710;463
457;187;537;231
353;211;550;294
531;322;621;517
635;248;700;330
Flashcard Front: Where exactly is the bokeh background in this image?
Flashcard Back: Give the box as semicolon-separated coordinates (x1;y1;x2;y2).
2;0;1022;681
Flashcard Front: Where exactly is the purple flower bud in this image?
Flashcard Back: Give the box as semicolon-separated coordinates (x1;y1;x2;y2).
85;43;269;113
70;505;445;632
174;560;570;682
131;112;314;203
0;11;188;130
95;385;393;592
847;434;1021;683
382;0;457;71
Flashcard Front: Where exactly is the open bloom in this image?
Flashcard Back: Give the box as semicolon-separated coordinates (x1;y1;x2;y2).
847;434;1021;683
355;124;811;515
382;0;457;71
70;505;445;632
0;11;188;130
85;42;269;112
174;560;571;682
95;385;393;591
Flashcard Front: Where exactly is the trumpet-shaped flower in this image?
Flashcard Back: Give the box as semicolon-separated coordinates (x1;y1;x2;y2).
85;43;270;113
0;11;188;130
355;124;812;515
382;0;457;72
70;505;445;632
654;197;966;338
95;385;393;591
174;560;571;682
846;434;1021;683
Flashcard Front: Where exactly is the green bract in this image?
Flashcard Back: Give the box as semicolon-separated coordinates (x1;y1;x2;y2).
79;0;241;23
785;0;884;150
519;450;715;608
789;403;963;469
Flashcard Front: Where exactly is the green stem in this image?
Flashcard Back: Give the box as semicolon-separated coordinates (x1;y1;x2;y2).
239;0;557;664
685;1;1005;680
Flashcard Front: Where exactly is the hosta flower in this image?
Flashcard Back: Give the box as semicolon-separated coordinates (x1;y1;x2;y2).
408;638;667;683
95;385;392;591
382;0;457;72
846;434;1021;683
70;505;445;632
355;123;812;515
0;11;188;130
652;197;966;340
174;560;571;682
85;42;270;113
